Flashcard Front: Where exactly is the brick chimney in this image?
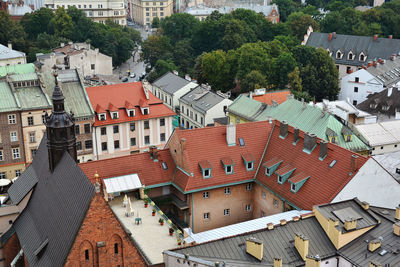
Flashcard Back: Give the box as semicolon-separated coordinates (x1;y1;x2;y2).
267;223;274;230
373;34;378;41
293;128;299;144
226;124;236;146
279;121;288;138
245;237;263;261
294;233;309;260
319;140;328;160
368;239;381;252
350;154;359;174
394;222;400;236
361;65;367;70
305;255;321;267
180;138;186;151
390;54;396;61
304;133;317;153
280;219;287;226
367;61;373;67
378;58;384;64
389;35;393;39
328;33;332;41
273;258;282;267
370;261;382;267
373;60;377;67
149;145;158;161
344;218;357;231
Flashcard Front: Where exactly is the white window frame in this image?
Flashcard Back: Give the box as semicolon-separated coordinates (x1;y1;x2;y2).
225;165;233;174
347;51;354;60
265;167;270;175
111;111;119;119
224;187;231;195
203;169;211;178
0;150;3;161
141;107;149;115
203;191;209;199
12;148;20;159
336;50;343;59
291;183;296;192
29;132;36;143
203;212;210;220
10;132;18;142
127;109;135;117
245;204;251;212
8;114;16;124
278;175;283;184
15;169;21;177
223;209;230;216
246;161;254;171
98;113;106;121
359;52;366;62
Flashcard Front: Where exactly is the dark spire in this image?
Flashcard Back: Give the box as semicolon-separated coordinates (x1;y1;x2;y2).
46;67;77;172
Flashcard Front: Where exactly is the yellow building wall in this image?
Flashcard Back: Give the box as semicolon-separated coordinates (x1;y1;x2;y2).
228;113;250;125
0;163;26;180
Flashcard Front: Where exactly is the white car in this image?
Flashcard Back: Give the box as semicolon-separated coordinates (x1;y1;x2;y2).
130;73;136;78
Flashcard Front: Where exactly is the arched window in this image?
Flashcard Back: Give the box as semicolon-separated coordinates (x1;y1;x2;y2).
359;52;366;62
348;51;354;60
79;240;94;266
336;50;343;59
110;234;123;265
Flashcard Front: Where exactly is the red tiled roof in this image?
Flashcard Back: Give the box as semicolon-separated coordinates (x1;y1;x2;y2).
275;164;295;176
288;172;309;184
255;121;368;210
125;100;135;109
242;153;256;162
263;157;283;168
170;121;274;192
96;104;106;113
108;103;118;112
221;157;234;166
79;148;175;186
139;98;149;108
253;90;290;105
86;82;175;126
199;160;212;170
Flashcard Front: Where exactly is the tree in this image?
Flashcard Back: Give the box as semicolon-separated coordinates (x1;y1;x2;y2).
20;8;54;39
140;35;173;66
270;52;296;89
0;11;27;52
240;70;267;93
235;42;270;81
152;17;160;28
272;0;301;22
160;13;199;43
300;48;339;101
191;19;225;53
287;12;319;41
49;7;74;39
288;66;302;92
221;19;247;51
201;50;236;92
146;59;178;82
173;39;195;75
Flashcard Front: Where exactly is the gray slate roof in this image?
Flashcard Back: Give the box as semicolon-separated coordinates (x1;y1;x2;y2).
306;32;400;66
9;136;95;267
180;86;226;113
365;58;400;86
357;87;400;120
153;72;191;95
0;43;25;60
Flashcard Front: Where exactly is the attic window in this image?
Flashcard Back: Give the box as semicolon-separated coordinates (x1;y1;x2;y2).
348;52;354;60
336;50;343;59
98;113;106;121
199;160;212;178
226;165;233;174
141;107;149;115
162;162;168;170
238;138;245;146
127;109;135;117
111;111;119;119
359;53;366;62
370;103;378;109
246;162;254;171
382;105;389;111
291;183;296;192
277;175;283;184
242;153;255;171
203;169;211;178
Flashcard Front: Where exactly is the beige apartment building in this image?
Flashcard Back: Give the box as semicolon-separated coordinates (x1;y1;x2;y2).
133;0;173;27
44;0;126;25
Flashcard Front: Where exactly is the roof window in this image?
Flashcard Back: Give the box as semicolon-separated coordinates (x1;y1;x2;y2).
141;107;149;115
199;160;212;179
242;153;255;171
111;111;119;119
336;50;343;59
98;113;106;121
329;160;337;168
348;51;354;60
127;109;135;117
238;138;245;146
162;162;168;170
221;157;234;175
359;52;366;62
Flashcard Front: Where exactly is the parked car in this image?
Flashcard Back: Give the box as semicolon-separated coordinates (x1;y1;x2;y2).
122;77;128;82
130;73;136;78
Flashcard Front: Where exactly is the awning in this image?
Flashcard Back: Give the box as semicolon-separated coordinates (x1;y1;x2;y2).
103;174;142;194
0;179;11;186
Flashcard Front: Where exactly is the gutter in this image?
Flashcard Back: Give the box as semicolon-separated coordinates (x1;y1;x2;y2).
10;249;23;267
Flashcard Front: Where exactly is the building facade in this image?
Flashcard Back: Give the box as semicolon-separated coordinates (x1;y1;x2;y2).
179;86;232;128
44;0;126;25
86;82;175;160
0;43;26;67
37;42;113;77
133;0;173;27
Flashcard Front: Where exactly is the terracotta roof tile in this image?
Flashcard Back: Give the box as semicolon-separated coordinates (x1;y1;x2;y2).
253;90;290;105
125;100;135;109
256;121;368;210
275;164;295;176
86;82;175;126
288;172;309;184
263;157;283;168
108;102;118;112
199;160;212;170
79;149;175;186
221;157;234;166
95;104;106;113
242;153;256;162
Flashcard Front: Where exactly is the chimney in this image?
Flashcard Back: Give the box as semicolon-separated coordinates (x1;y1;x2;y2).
361;201;370;210
378;58;384;64
319;140;328;160
94;173;101;193
95;48;99;54
394;222;400;236
149;145;158;160
293;128;299;144
373;60;377;67
328;33;332;41
361;65;367;70
280;219;287;226
226;124;236;146
304;132;317;153
267;223;274;230
390;54;396;61
373;34;378;41
273;258;282;267
245;237;263;261
185;74;191;81
279;121;288;138
293;216;300;221
396;204;400;220
350;154;359;174
368;239;381;252
60;42;65;47
294;233;309;261
369;261;382;267
344;218;357;231
389;35;393;39
305;255;321;267
180;138;186;151
7;41;12;50
173;70;178;75
367;61;373;67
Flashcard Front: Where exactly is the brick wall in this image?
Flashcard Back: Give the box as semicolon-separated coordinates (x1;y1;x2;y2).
65;193;146;267
3;232;22;267
165;133;191;173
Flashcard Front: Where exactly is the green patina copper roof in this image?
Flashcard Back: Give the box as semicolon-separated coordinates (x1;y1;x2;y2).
0;82;19;112
10;73;38;82
41;71;94;119
0;63;35;77
227;94;269;121
228;97;369;152
14;87;51;110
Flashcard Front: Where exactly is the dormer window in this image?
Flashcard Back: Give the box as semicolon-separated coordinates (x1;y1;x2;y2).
348;51;354;60
370;103;378;109
111;111;119;119
226;165;233;174
141;107;149;115
98;113;106;121
382;105;389;111
265;167;270;176
242;153;255;172
247;162;253;171
341;126;353;143
199;160;212;179
277;175;283;184
291;183;296;192
203;168;211;178
336;50;343;59
359;52;366;62
127;109;135;117
221;157;234;175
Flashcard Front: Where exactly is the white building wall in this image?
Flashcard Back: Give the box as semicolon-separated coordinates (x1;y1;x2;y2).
332;158;400;208
0;56;26;67
172;82;197;108
204;98;232;126
339;69;383;106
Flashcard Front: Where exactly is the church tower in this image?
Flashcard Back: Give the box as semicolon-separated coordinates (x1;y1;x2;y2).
46;71;77;172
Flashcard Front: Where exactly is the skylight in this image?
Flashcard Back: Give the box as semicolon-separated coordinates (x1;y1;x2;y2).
238;138;245;146
162;162;168;170
329;160;337;168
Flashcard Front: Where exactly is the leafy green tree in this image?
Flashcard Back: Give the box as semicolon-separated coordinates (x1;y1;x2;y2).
191;19;225;53
0;11;27;52
270;52;296;88
146;59;178;82
160;13;199;43
235;42;270;81
288;66;302;92
141;35;173;66
48;7;74;39
287;12;319;41
152;17;160;28
21;8;54;39
221;19;247;51
240;70;267;92
272;0;300;22
173;39;195;75
201;50;236;92
66;6;93;42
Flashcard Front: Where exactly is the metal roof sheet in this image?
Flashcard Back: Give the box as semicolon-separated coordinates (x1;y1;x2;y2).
103;173;142;194
0;63;35;77
0;81;19;112
355;122;399;146
227;94;267;120
180;86;228;113
153;72;192;95
0;43;25;61
14;86;51;110
9;73;38;82
183;210;310;244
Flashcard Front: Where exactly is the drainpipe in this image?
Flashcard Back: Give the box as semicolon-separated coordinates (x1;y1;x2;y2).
94;124;99;160
10;249;23;267
191;193;194;233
